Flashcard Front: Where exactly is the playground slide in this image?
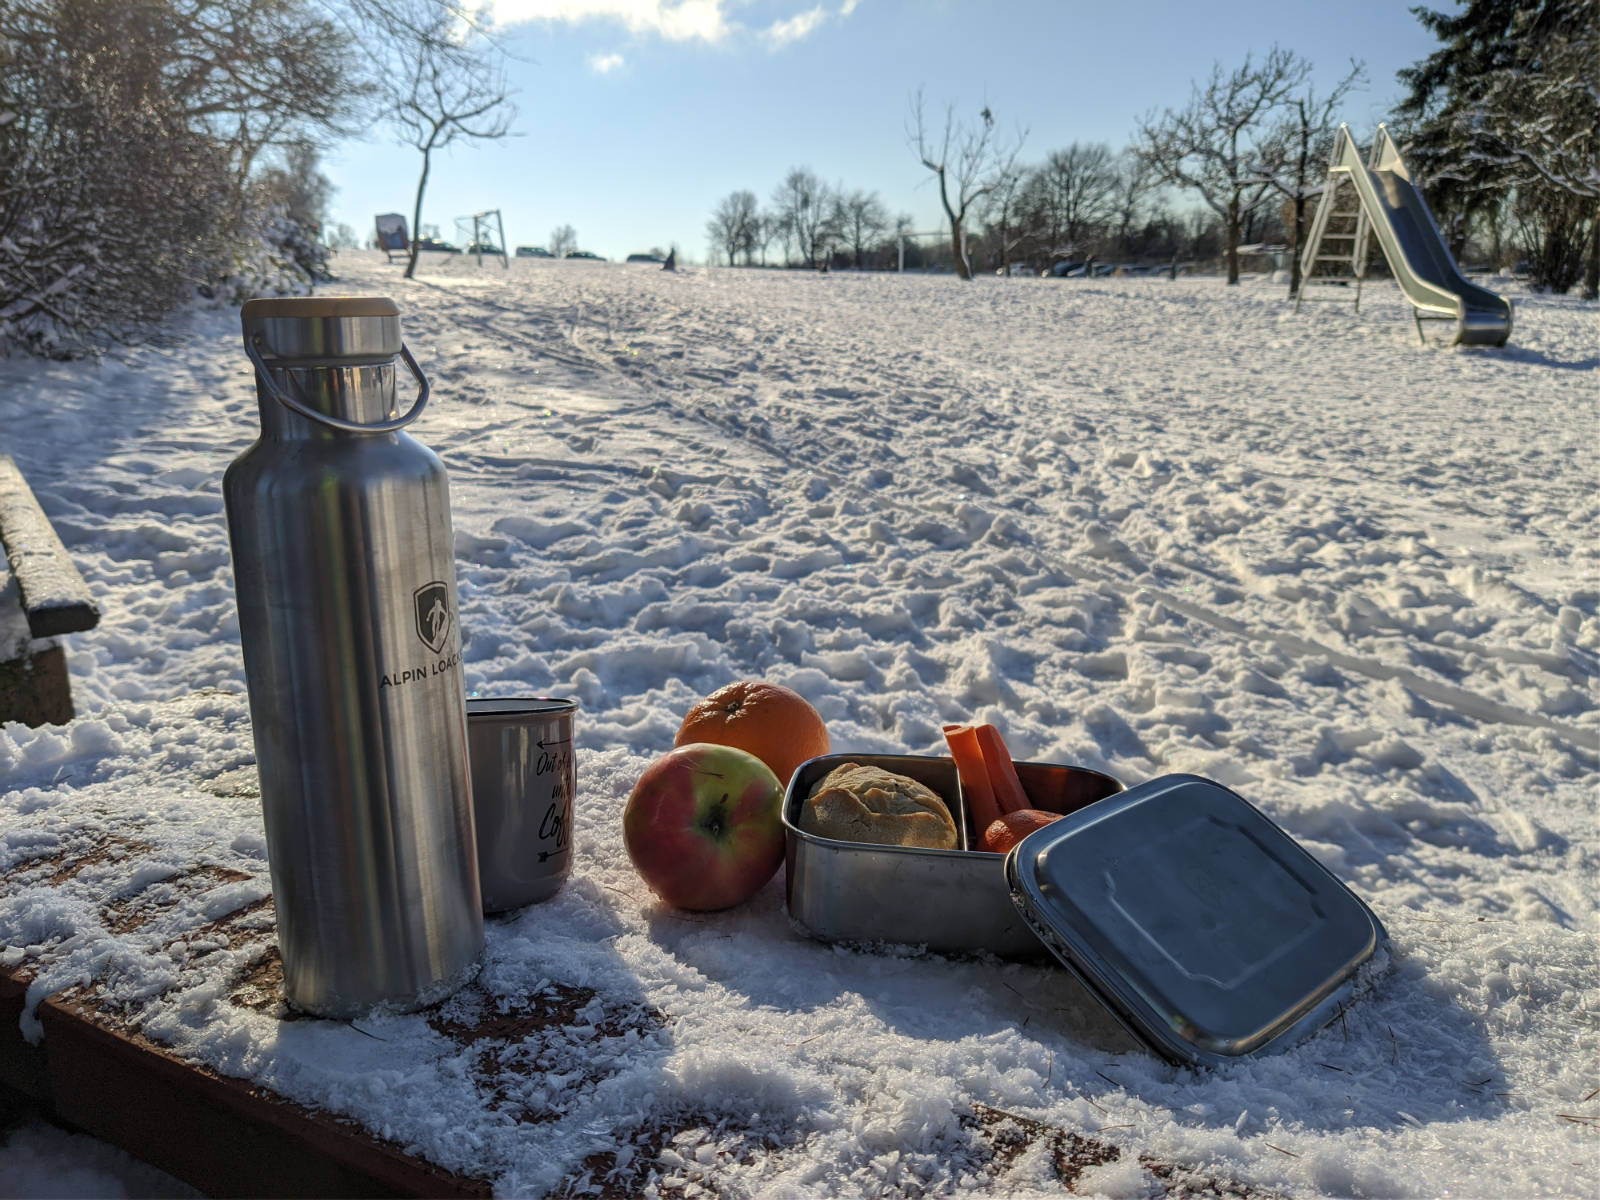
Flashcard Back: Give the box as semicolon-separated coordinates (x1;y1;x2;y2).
1318;125;1513;347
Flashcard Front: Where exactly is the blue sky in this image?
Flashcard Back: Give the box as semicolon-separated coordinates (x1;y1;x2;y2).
323;0;1444;262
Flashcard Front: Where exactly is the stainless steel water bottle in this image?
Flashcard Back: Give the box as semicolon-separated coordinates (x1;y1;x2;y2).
223;296;483;1018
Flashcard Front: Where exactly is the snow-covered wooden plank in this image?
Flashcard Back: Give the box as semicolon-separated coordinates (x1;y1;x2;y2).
0;453;99;638
0;560;31;662
36;988;492;1198
1;558;74;724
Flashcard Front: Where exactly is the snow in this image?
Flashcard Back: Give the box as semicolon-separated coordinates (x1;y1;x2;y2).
1;253;1597;1197
0;1117;198;1198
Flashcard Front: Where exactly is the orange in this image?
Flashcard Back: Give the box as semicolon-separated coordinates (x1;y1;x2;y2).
674;680;830;789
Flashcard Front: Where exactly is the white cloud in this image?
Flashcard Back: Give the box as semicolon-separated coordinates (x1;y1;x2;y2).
588;51;626;72
487;2;843;49
763;5;826;49
486;1;734;45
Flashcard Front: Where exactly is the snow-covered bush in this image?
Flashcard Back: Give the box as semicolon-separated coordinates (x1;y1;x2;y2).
203;207;331;309
268;209;335;287
0;3;235;356
0;0;361;357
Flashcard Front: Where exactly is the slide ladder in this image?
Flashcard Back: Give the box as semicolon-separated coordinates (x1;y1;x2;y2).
1296;168;1373;310
1296;124;1511;347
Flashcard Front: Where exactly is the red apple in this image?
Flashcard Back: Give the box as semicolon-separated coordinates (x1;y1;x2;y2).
623;743;786;911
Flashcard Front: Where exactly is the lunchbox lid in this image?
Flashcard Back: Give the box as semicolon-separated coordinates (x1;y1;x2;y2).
1005;773;1386;1069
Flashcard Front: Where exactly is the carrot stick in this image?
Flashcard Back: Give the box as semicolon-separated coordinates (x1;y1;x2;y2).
942;723;1003;832
974;724;1031;814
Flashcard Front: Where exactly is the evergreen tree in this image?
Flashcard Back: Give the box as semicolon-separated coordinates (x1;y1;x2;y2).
1397;0;1598;295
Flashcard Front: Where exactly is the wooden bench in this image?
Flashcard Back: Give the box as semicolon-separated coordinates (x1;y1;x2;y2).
0;454;100;726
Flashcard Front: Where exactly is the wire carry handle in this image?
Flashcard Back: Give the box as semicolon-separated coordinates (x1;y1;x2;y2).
245;334;431;434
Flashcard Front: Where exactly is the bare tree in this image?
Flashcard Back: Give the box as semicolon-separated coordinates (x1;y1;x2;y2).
706;189;759;266
254;140;336;231
369;1;515;279
838;189;889;269
764;206;795;266
981;163;1029;274
771;167;832;268
549;224;577;258
1021;143;1121;261
749;211;775;266
907;89;1026;279
166;0;368;196
705;198;738;266
1259;61;1366;296
328;222;361;249
1109;150;1159;257
1136;46;1307;284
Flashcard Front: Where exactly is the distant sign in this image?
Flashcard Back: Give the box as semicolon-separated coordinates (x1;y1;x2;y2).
375;213;408;252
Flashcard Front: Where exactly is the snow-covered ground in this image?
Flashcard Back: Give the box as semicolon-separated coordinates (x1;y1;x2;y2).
2;254;1596;1198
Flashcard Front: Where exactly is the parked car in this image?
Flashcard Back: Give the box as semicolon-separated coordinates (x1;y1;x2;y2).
413;238;459;253
565;250;604;260
515;246;553;258
1050;260;1086;277
465;242;504;256
626;253;664;264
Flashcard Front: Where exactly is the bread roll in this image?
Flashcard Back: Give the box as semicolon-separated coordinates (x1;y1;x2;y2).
800;763;959;849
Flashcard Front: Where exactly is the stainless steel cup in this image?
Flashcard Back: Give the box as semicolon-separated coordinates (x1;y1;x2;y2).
466;698;578;912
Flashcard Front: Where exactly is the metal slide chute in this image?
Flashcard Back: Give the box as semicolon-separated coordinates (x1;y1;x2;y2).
1296;124;1512;347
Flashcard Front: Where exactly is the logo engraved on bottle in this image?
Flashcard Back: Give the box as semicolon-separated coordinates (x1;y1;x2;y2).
414;581;452;653
379;582;462;688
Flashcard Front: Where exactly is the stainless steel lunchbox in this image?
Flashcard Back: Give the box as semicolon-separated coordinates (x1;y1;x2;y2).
1007;774;1387;1068
781;753;1122;957
783;755;1387;1067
